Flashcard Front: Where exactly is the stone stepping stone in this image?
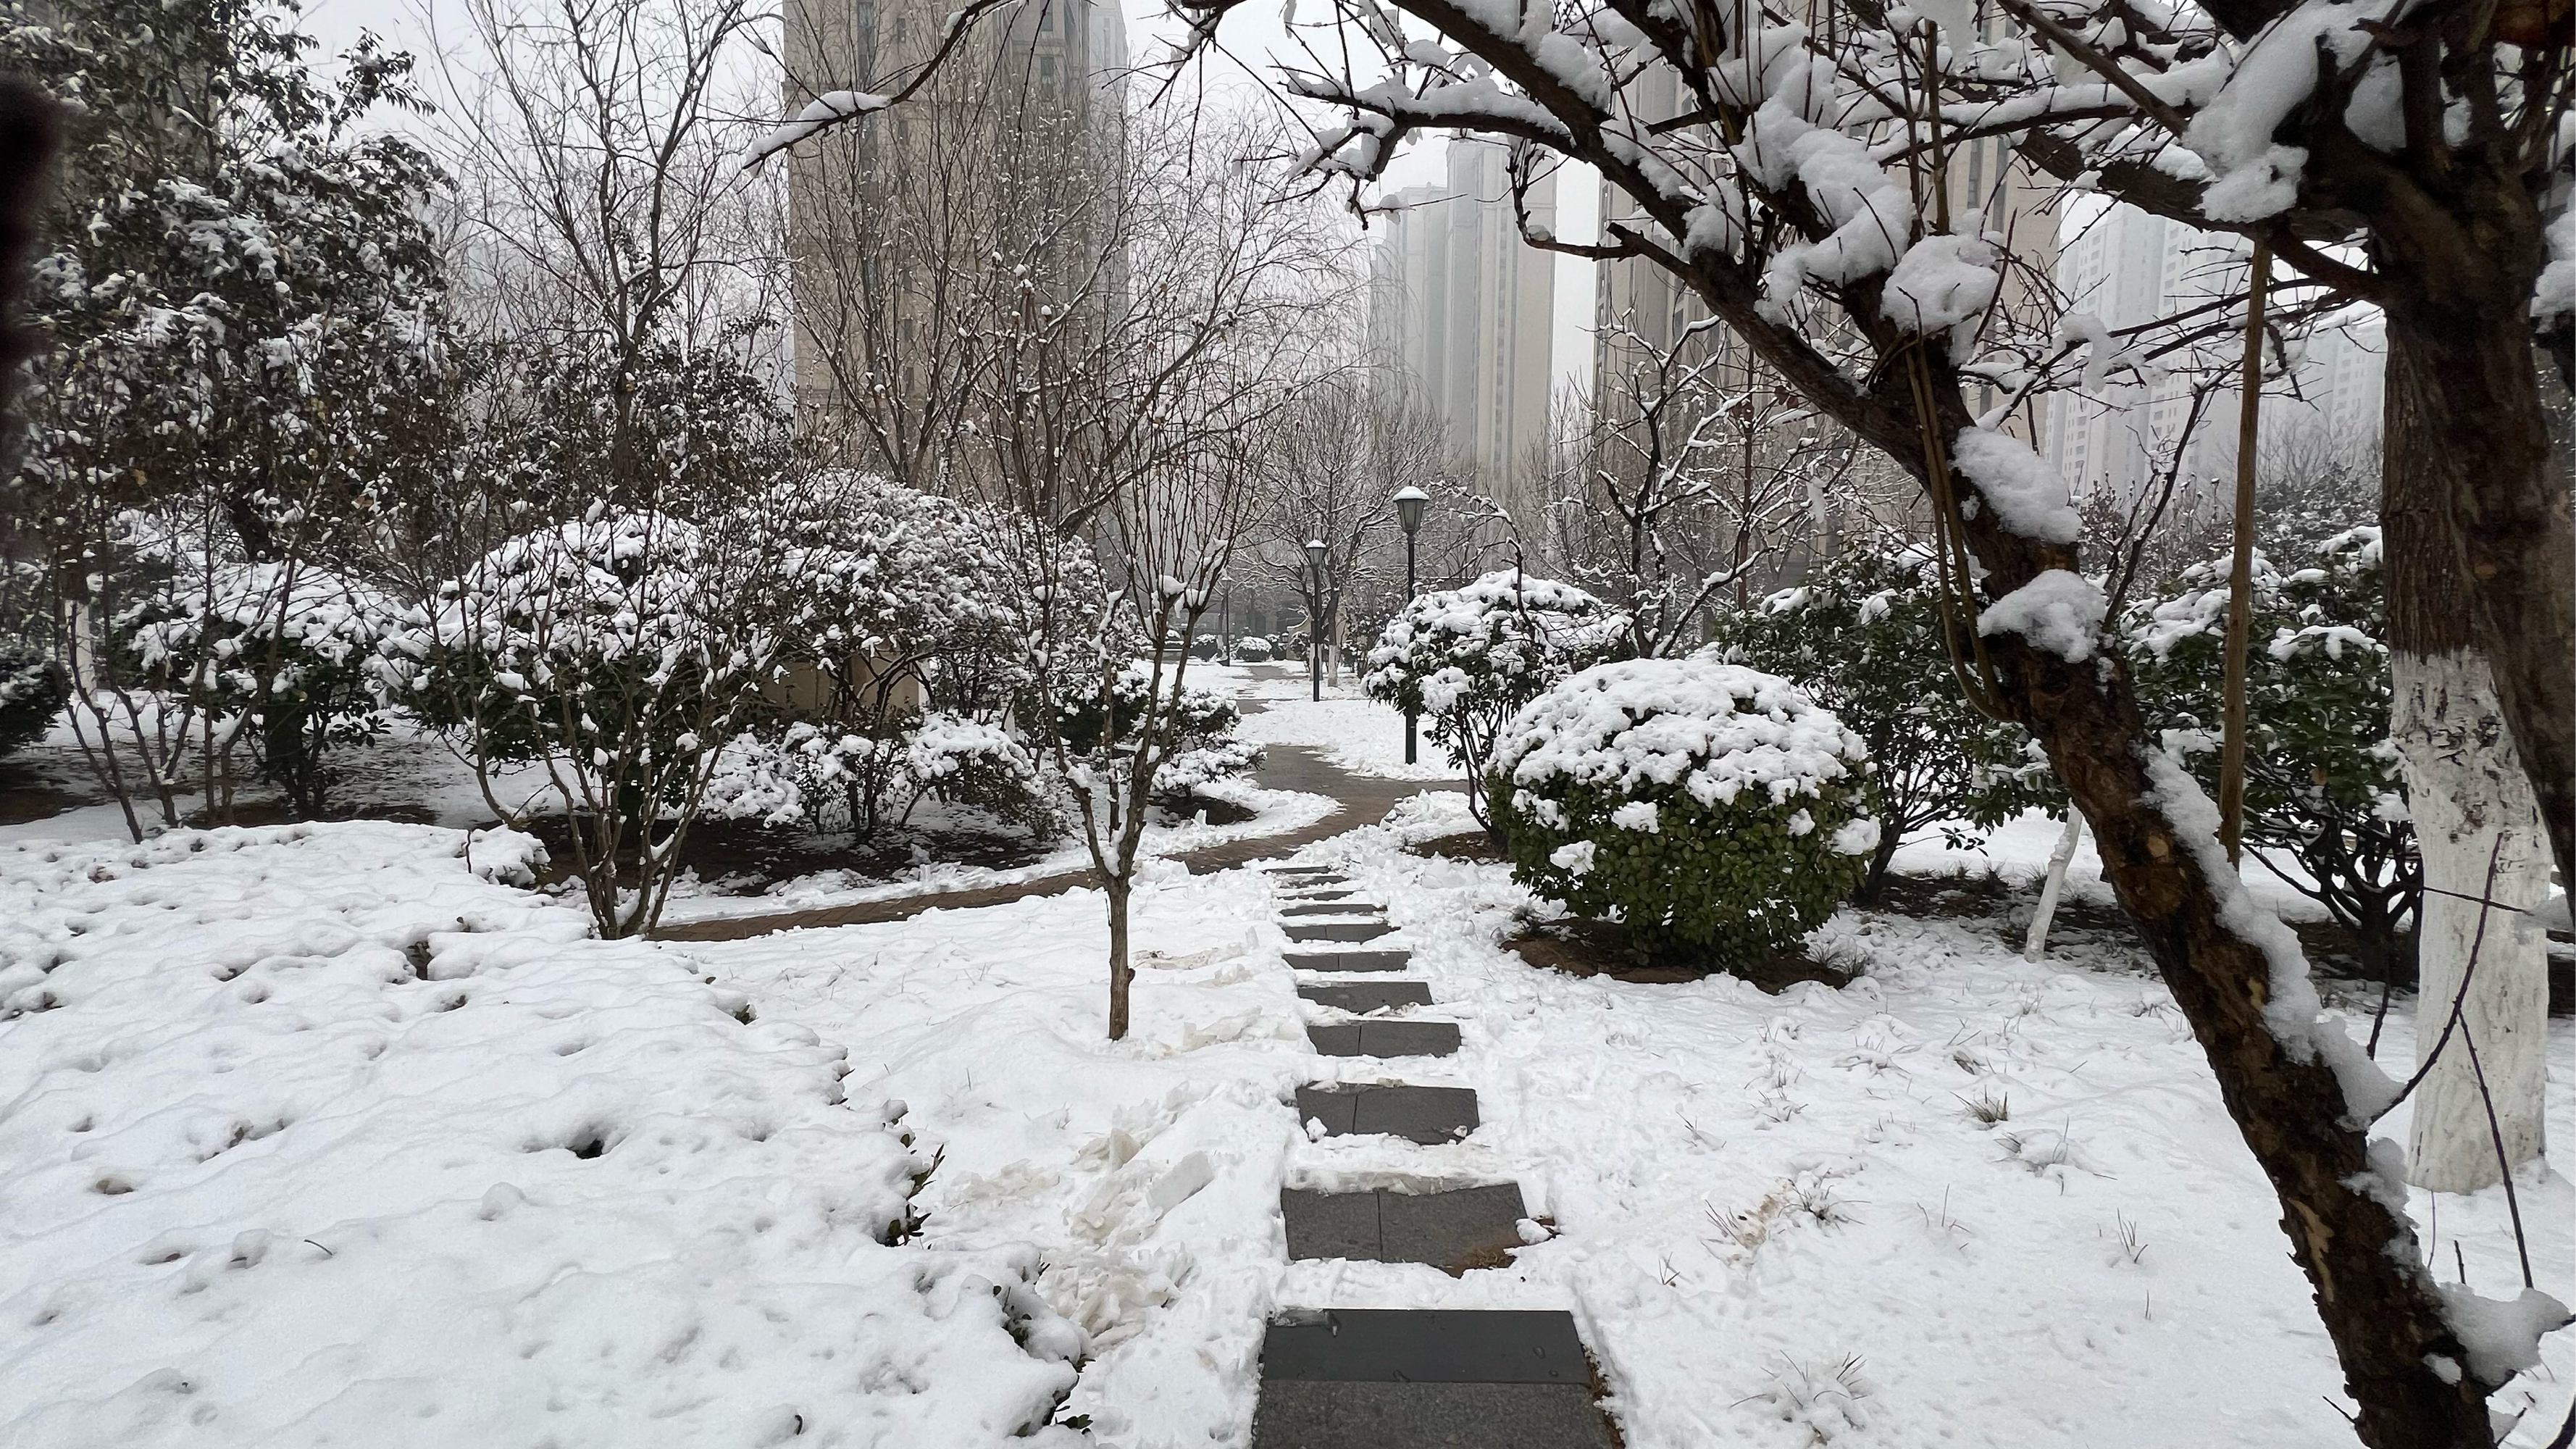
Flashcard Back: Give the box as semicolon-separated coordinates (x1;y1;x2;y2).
1297;1084;1478;1144
1307;1021;1461;1058
1253;1310;1617;1449
1268;866;1344;879
1281;901;1383;917
1285;949;1412;974
1285;921;1392;943
1280;888;1356;901
1281;1184;1529;1272
1298;981;1434;1013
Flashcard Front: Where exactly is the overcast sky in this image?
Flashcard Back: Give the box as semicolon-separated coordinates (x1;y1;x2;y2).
291;0;1600;394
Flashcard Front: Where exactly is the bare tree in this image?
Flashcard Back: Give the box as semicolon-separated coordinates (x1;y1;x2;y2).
1554;315;1861;656
1245;377;1452;678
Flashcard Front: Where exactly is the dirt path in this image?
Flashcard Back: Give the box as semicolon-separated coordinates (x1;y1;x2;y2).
654;677;1459;943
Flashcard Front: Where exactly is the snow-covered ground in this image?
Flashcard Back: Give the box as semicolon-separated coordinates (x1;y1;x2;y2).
653;782;1337;924
1218;665;1468;782
4;801;2565;1446
687;790;2572;1448
3;711;1337;926
0;824;1088;1447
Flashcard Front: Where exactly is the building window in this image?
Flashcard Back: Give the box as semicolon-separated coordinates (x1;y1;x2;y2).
1039;54;1057;83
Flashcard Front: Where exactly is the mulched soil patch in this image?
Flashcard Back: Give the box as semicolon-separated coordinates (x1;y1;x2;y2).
1505;915;1852;993
514;811;1049;894
0;767;97;827
1404;830;1507;864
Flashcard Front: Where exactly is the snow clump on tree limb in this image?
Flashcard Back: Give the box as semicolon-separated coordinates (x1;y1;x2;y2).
1978;570;2108;664
1949;427;2082;544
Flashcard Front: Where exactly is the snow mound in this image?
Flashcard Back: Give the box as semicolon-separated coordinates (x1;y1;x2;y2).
1494;654;1869;811
0;822;1082;1448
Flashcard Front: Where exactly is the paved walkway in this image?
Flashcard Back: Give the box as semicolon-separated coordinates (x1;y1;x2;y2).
1255;865;1621;1448
652;676;1458;943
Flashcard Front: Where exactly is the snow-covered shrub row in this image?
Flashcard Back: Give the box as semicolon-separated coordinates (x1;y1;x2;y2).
1365;570;1628;828
2121;527;2416;979
125;561;398;814
0;649;68;759
0;822;1086;1447
1055;661;1262;807
379;507;764;778
1489;656;1879;968
706;712;1049;836
1707;543;2058;901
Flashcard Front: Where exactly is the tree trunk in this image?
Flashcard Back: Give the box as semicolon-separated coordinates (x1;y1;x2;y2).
2389;651;2552;1191
1865;361;2497;1446
2368;163;2576;899
2385;328;2553;1193
1105;875;1132;1041
1855;825;1903;907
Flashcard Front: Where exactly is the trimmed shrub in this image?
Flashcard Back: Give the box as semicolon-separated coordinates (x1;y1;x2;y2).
1234;635;1273;662
2122;527;2415;982
127;562;396;817
1056;661;1260;807
1366;569;1628;829
1488;655;1879;968
1706;544;2058;902
0;651;70;759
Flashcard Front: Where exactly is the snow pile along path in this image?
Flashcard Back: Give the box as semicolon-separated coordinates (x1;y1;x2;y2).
0;823;1084;1449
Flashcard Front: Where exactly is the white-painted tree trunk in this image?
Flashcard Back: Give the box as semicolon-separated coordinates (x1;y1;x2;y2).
2023;811;2086;962
2391;647;2551;1193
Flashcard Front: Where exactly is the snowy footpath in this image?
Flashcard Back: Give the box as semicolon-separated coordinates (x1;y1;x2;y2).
2;803;2567;1446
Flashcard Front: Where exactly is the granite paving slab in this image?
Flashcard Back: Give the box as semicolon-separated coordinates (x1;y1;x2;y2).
1250;1380;1617;1449
1279;888;1355;901
1298;981;1434;1013
1380;1184;1529;1269
1259;1309;1590;1384
1305;1023;1366;1056
1280;1184;1528;1272
1305;1021;1462;1058
1284;949;1412;974
1284;921;1393;943
1296;1084;1478;1144
1281;901;1384;916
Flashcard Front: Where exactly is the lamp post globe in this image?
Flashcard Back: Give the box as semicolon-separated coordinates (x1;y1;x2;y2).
1392;485;1428;538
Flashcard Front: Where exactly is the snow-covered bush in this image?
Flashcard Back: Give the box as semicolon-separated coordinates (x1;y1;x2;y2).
2122;528;2417;982
748;473;1028;722
123;562;398;817
0;651;67;760
1489;656;1878;969
708;714;1050;838
1707;544;2058;901
380;508;781;936
1366;570;1628;830
1234;635;1273;662
1055;661;1260;807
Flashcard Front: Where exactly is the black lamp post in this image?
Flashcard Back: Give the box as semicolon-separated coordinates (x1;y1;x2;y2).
1302;537;1328;703
1392;486;1428;764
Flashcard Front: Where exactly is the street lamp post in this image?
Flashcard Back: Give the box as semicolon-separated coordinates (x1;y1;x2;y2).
1303;537;1328;703
1392;486;1428;765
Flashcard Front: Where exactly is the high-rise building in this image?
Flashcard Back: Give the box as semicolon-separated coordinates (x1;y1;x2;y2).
2044;202;2385;502
1368;141;1557;509
779;0;1127;469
